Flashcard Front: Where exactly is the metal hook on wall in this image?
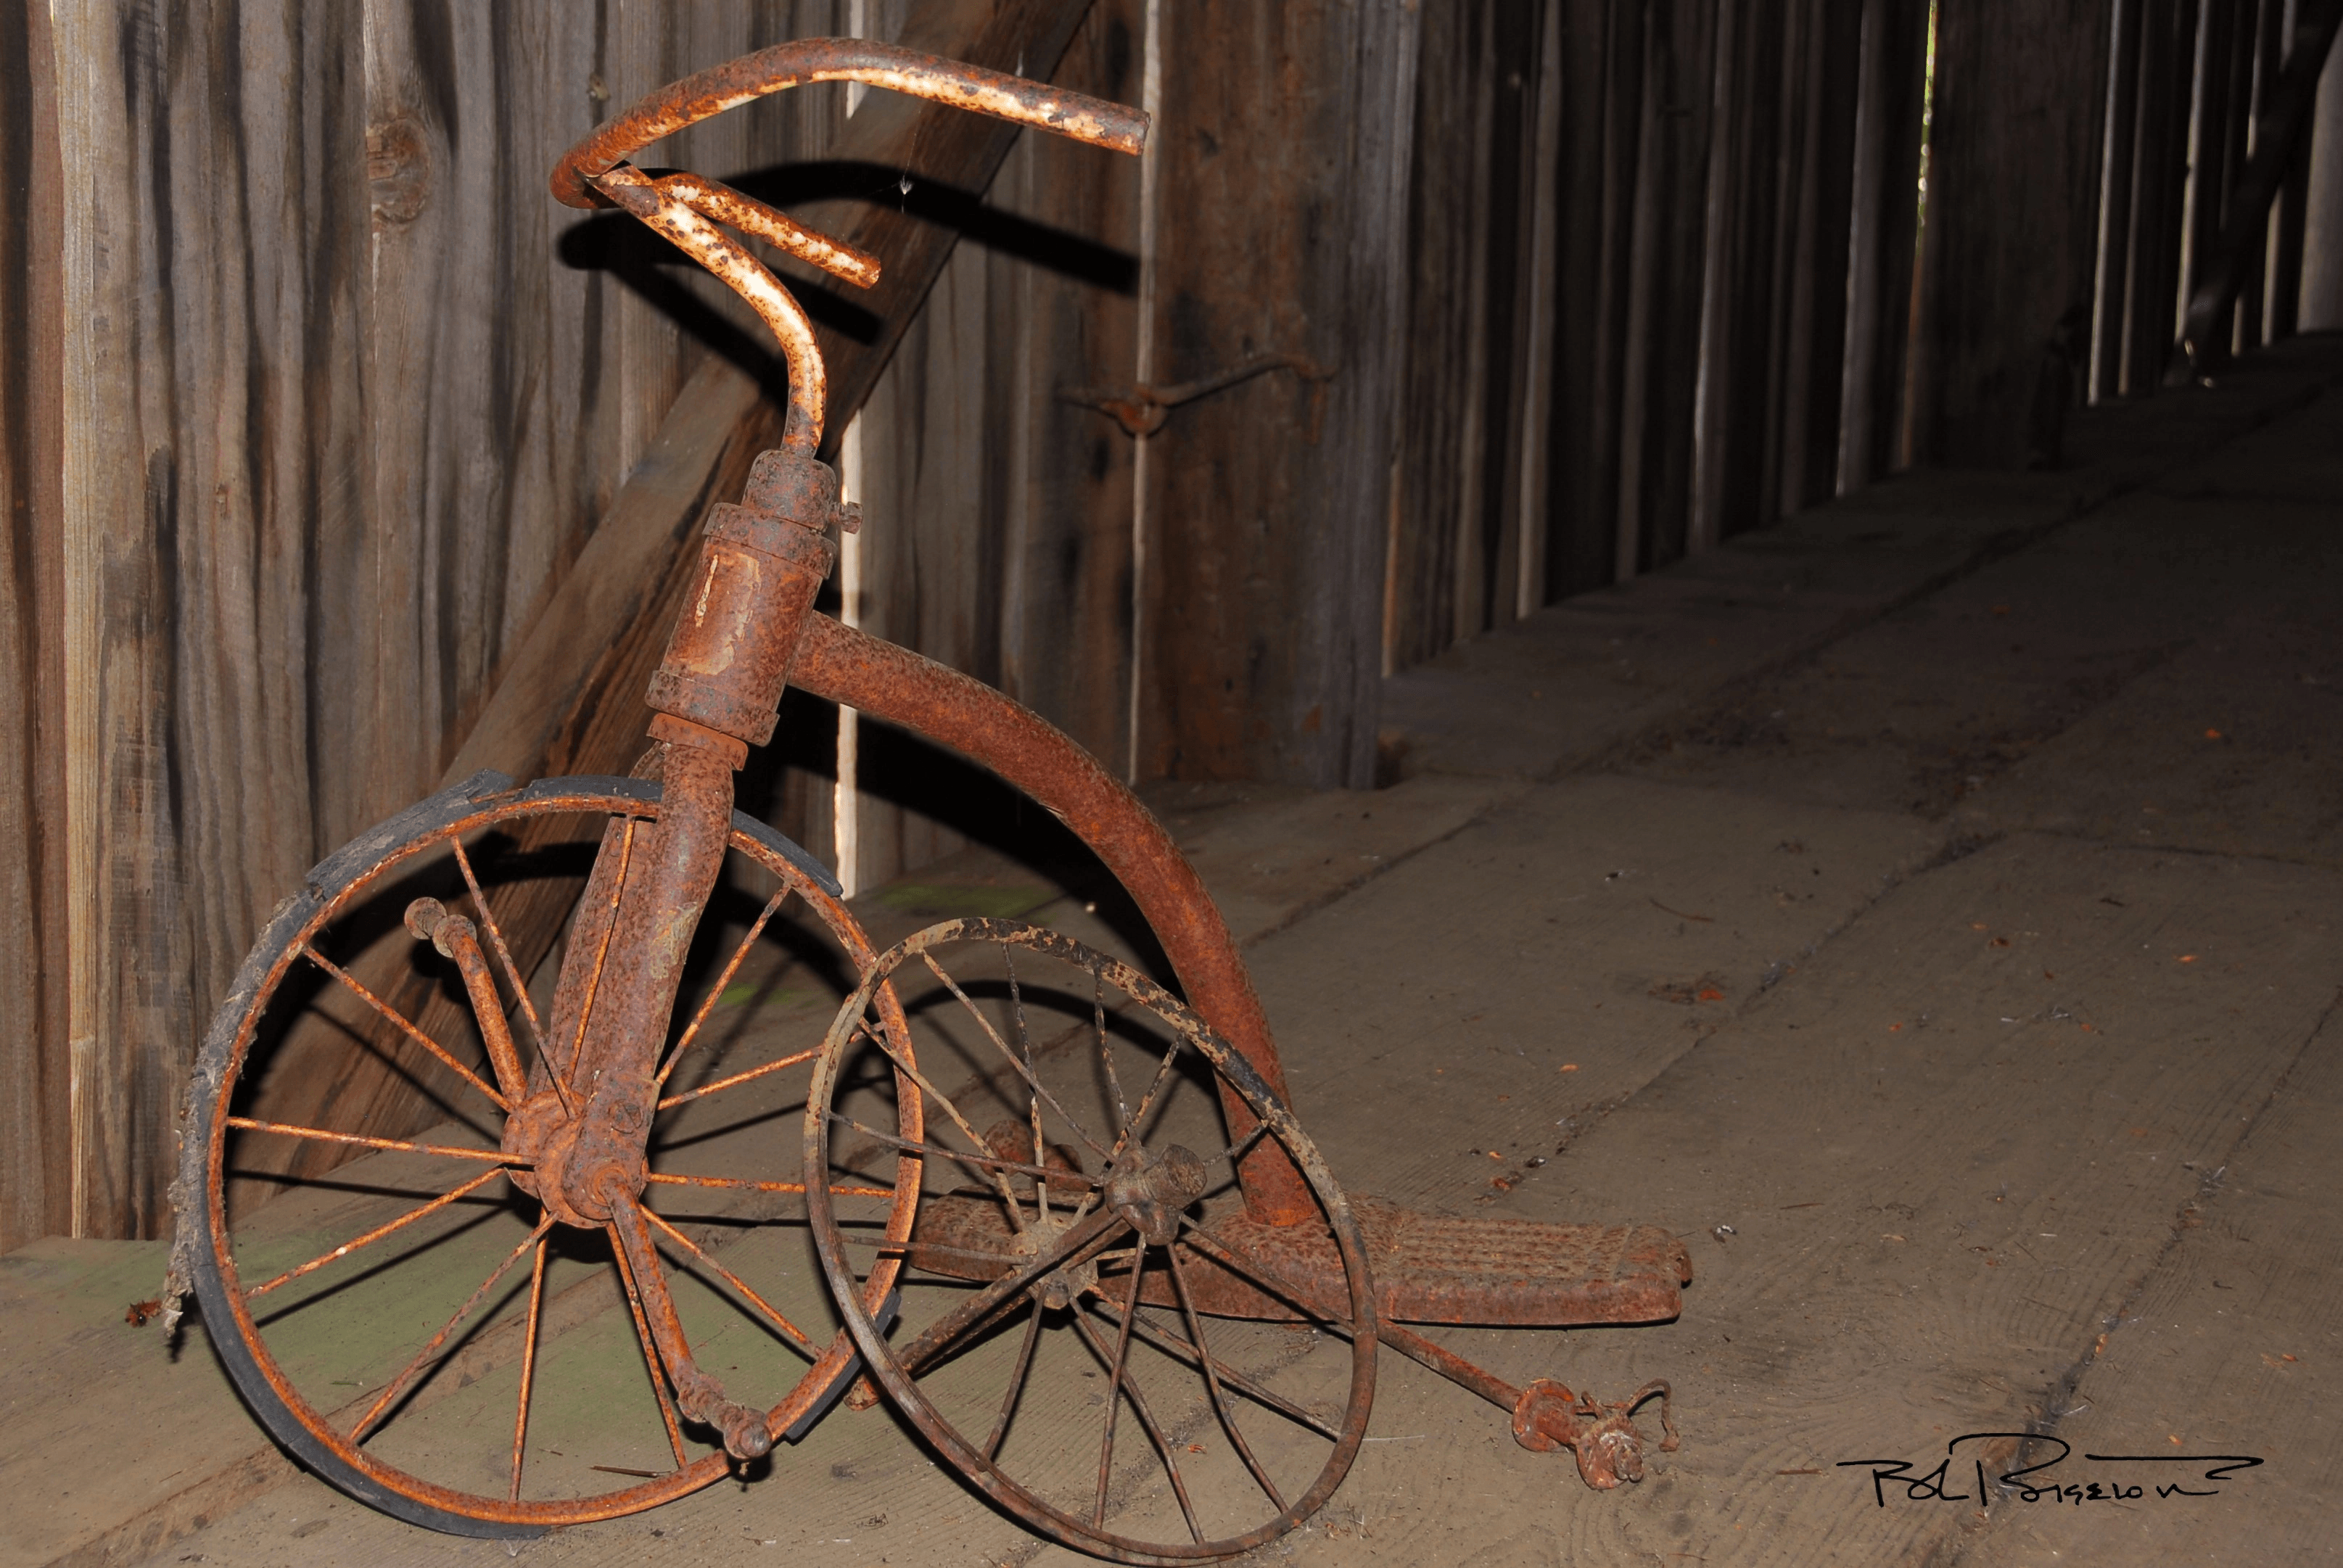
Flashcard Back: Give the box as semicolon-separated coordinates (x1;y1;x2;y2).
1061;352;1336;440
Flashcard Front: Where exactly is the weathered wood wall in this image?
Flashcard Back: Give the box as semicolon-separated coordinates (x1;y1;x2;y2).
2;0;1408;1245
11;0;2343;1247
1;1;70;1251
1387;0;2342;672
825;0;1416;880
8;0;865;1248
1913;0;2113;466
2307;21;2343;323
1388;0;1930;668
1131;1;1412;788
818;0;1145;891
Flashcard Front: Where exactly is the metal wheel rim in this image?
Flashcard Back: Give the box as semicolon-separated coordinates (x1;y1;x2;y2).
804;917;1378;1564
186;777;920;1530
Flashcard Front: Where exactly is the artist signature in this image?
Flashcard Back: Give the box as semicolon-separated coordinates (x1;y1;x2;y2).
1838;1434;2264;1508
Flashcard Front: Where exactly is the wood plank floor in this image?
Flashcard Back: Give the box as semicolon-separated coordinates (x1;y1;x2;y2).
8;339;2339;1567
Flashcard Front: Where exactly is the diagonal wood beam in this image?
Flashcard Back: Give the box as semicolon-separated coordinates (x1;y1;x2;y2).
217;0;1111;1196
442;0;1102;791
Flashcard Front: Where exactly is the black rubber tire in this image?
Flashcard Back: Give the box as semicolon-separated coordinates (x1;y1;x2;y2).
175;770;905;1535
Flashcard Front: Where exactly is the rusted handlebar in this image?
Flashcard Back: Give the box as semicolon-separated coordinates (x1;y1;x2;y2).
549;38;1145;455
552;38;1146;208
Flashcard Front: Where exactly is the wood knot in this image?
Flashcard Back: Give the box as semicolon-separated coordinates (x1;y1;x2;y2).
366;117;432;229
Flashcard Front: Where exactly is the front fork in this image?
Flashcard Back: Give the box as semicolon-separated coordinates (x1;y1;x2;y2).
496;447;848;1458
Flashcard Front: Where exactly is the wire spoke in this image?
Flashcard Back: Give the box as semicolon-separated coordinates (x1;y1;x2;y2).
451;835;573;1120
828;1115;1101;1190
609;1223;690;1468
654;1045;816;1111
1084;1291;1341;1440
352;1218;551;1444
509;1234;548;1501
225;1117;523;1165
1167;1241;1284;1511
918;951;1110;1160
1209;1118;1272;1171
1067;1307;1203;1544
638;1205;818;1358
451;838;545;1057
844;1017;1029;1227
566;817;637;1089
1112;1036;1188;1165
838;1231;1043;1274
244;1167;508;1300
1095;967;1130;1140
981;1298;1047;1462
300;945;508;1111
643;1170;892;1199
1174;1220;1351;1332
897;1276;1042;1383
1006;947;1048;1221
657;884;794;1089
887;1210;1126;1379
1092;1240;1148;1528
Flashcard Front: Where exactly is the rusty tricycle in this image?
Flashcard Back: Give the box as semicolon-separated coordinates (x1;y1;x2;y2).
169;39;1689;1564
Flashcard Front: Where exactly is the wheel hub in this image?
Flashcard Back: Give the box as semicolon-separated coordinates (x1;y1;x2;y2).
501;1083;651;1229
1102;1142;1206;1245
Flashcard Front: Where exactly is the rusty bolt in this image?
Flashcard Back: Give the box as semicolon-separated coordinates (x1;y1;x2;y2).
403;896;477;958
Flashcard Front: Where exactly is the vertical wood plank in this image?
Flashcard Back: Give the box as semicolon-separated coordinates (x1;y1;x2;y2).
2299;1;2343;326
52;1;379;1239
1623;0;1718;574
1447;1;1501;643
1837;0;1928;484
1544;0;1623;605
1755;0;1814;513
1914;0;2112;467
1776;0;1860;511
2092;0;2146;403
2120;0;2199;394
2264;0;2317;340
2236;0;2284;348
1390;0;1481;667
1613;7;1663;579
1477;1;1541;635
1687;0;1742;556
0;0;71;1253
993;0;1141;765
1140;0;1412;786
1512;0;1565;621
1712;0;1792;538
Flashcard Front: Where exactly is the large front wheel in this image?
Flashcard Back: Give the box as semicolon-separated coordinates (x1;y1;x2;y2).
176;772;921;1535
805;918;1378;1564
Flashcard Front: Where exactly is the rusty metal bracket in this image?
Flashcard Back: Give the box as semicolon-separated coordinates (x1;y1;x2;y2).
1375;1319;1679;1492
1061;352;1335;438
1512;1377;1680;1490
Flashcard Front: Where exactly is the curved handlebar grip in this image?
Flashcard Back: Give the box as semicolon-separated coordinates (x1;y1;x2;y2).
551;36;1147;210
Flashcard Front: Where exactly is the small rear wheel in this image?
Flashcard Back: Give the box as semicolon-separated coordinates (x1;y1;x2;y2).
804;918;1378;1564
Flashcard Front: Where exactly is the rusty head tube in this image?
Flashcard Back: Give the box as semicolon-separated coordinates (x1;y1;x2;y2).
551;39;1146;454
